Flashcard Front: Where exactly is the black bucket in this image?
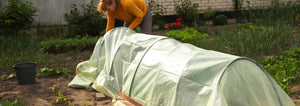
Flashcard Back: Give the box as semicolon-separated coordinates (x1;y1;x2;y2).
13;62;36;85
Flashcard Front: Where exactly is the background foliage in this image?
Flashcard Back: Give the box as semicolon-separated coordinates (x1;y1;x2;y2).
64;0;106;37
0;0;36;35
174;0;199;27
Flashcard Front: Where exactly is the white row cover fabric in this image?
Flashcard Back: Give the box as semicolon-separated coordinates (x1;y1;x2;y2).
68;27;294;106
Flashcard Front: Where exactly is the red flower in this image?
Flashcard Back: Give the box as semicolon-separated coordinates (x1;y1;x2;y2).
176;21;181;26
167;23;172;27
176;18;182;22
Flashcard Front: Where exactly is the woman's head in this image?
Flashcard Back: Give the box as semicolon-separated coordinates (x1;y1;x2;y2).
97;0;120;12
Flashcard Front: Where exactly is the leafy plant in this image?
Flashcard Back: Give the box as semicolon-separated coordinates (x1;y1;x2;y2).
68;101;74;106
213;14;228;26
37;67;73;77
56;92;66;103
174;0;199;27
202;7;215;20
0;100;24;106
50;84;57;93
1;73;15;81
64;0;106;37
166;28;209;42
41;35;99;53
0;0;36;35
259;47;300;94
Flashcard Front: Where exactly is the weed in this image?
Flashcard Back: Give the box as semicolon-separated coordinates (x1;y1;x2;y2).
56;92;66;103
0;100;23;106
68;100;74;106
0;73;15;81
50;84;56;93
37;67;73;77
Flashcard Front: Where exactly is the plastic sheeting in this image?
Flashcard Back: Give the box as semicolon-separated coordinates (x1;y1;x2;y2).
68;27;294;106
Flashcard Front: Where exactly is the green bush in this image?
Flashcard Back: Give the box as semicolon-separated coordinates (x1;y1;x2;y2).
259;47;300;94
166;28;209;42
149;0;166;30
64;0;106;37
174;0;199;27
202;8;215;20
213;14;228;26
0;0;36;35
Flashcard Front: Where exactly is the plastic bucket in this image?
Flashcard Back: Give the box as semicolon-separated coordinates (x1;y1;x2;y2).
13;62;36;85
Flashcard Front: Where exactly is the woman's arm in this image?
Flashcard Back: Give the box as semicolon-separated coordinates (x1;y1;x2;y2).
125;1;146;29
106;12;116;32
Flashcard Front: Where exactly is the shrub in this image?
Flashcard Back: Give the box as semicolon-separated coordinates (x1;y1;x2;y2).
166;28;209;42
174;0;199;27
64;0;106;37
0;0;36;35
213;14;228;26
202;7;215;20
149;0;166;30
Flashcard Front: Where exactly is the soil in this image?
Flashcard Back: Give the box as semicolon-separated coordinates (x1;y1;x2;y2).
0;29;299;106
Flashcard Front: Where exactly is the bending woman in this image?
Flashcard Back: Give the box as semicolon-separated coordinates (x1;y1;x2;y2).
97;0;152;34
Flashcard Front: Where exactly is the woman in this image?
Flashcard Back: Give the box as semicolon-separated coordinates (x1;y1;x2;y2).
97;0;152;34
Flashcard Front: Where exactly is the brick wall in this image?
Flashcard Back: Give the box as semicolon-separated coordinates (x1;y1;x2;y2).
145;0;299;15
1;0;298;25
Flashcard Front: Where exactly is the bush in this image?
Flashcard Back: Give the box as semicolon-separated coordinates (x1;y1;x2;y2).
174;0;199;27
0;0;36;35
64;0;106;37
213;14;228;26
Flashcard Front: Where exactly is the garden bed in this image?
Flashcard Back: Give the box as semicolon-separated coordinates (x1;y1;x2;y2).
0;29;299;105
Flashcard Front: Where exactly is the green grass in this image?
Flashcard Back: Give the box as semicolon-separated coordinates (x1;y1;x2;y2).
192;24;298;60
243;1;300;26
0;34;47;71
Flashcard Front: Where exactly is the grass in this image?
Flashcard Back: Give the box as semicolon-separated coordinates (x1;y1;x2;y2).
0;34;47;71
192;24;298;60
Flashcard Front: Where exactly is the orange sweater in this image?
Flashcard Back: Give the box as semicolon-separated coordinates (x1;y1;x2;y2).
105;0;147;32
